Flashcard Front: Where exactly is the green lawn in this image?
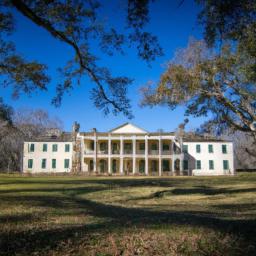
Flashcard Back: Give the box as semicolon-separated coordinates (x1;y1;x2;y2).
0;173;256;255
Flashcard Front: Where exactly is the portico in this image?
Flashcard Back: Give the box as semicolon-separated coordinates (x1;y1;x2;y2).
80;123;184;175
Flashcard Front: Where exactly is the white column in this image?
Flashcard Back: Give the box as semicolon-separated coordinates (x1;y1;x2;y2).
120;136;123;174
145;135;148;175
172;152;175;175
172;139;176;175
159;138;162;176
180;153;184;176
108;135;111;174
93;136;97;172
132;136;136;174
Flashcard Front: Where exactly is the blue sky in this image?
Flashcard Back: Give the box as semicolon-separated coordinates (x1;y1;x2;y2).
2;0;206;132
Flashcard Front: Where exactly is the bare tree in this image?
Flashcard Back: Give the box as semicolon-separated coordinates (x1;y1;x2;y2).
224;131;256;170
14;108;63;139
0;104;63;172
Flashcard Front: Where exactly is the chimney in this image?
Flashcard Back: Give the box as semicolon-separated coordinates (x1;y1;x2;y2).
72;121;80;133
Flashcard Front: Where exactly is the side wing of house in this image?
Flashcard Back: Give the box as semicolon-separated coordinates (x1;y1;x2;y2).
23;141;73;173
183;141;234;175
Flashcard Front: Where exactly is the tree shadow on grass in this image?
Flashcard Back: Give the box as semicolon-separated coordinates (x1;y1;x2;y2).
1;174;250;188
1;176;256;255
126;186;256;201
0;213;42;224
0;190;256;256
0;177;188;188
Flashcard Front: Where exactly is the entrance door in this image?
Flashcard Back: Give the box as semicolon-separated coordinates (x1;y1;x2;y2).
139;160;145;173
89;160;94;172
112;159;117;173
163;160;170;172
151;160;157;173
99;159;106;173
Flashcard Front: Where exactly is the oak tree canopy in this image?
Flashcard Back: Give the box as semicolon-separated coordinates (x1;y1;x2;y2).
0;0;163;118
141;0;256;141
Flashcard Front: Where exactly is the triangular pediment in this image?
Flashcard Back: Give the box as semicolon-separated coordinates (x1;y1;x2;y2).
109;123;147;134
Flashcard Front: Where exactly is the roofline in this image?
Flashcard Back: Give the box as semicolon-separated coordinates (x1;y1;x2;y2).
108;122;129;132
108;122;148;133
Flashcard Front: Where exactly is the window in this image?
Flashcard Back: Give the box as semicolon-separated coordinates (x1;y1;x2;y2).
162;160;170;171
208;144;213;153
29;143;35;152
139;143;145;151
43;144;47;152
162;143;169;151
41;159;46;169
196;160;201;169
65;144;70;152
52;144;58;152
182;145;188;153
183;160;188;170
112;159;117;173
52;159;56;169
90;141;94;150
64;159;70;168
99;142;107;151
196;144;201;153
139;160;145;173
112;142;118;152
89;160;94;171
223;160;229;170
222;145;227;154
124;143;132;150
151;143;157;150
151;160;158;172
209;160;214;170
28;159;33;169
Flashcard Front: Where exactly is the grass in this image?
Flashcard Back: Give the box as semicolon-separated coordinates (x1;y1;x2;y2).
0;173;256;255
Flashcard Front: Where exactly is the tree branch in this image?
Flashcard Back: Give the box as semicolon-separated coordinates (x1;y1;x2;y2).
11;0;123;112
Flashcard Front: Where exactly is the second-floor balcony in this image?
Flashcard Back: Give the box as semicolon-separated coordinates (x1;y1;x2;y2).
84;149;176;155
162;150;172;155
84;149;94;155
149;149;159;155
124;149;133;154
112;149;120;154
136;149;145;155
98;149;108;155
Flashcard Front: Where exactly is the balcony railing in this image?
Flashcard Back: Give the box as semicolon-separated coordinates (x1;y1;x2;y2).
162;150;172;155
112;149;120;154
136;150;145;155
98;149;108;154
84;149;94;155
149;149;159;155
84;148;179;156
124;149;133;154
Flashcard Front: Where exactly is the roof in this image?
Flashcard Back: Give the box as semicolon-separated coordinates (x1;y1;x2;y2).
24;124;232;143
109;123;148;134
183;134;231;142
183;138;231;142
25;132;72;142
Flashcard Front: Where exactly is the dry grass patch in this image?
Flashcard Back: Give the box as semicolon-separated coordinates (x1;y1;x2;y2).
0;173;255;255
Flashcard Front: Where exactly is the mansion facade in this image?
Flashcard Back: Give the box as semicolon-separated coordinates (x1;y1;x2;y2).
23;123;234;176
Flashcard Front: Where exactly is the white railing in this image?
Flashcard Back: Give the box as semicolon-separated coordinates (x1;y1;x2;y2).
98;150;108;154
124;149;133;154
149;150;159;155
162;150;172;155
84;150;94;154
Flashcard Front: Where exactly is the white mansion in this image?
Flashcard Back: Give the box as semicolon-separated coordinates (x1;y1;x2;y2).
23;122;234;176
